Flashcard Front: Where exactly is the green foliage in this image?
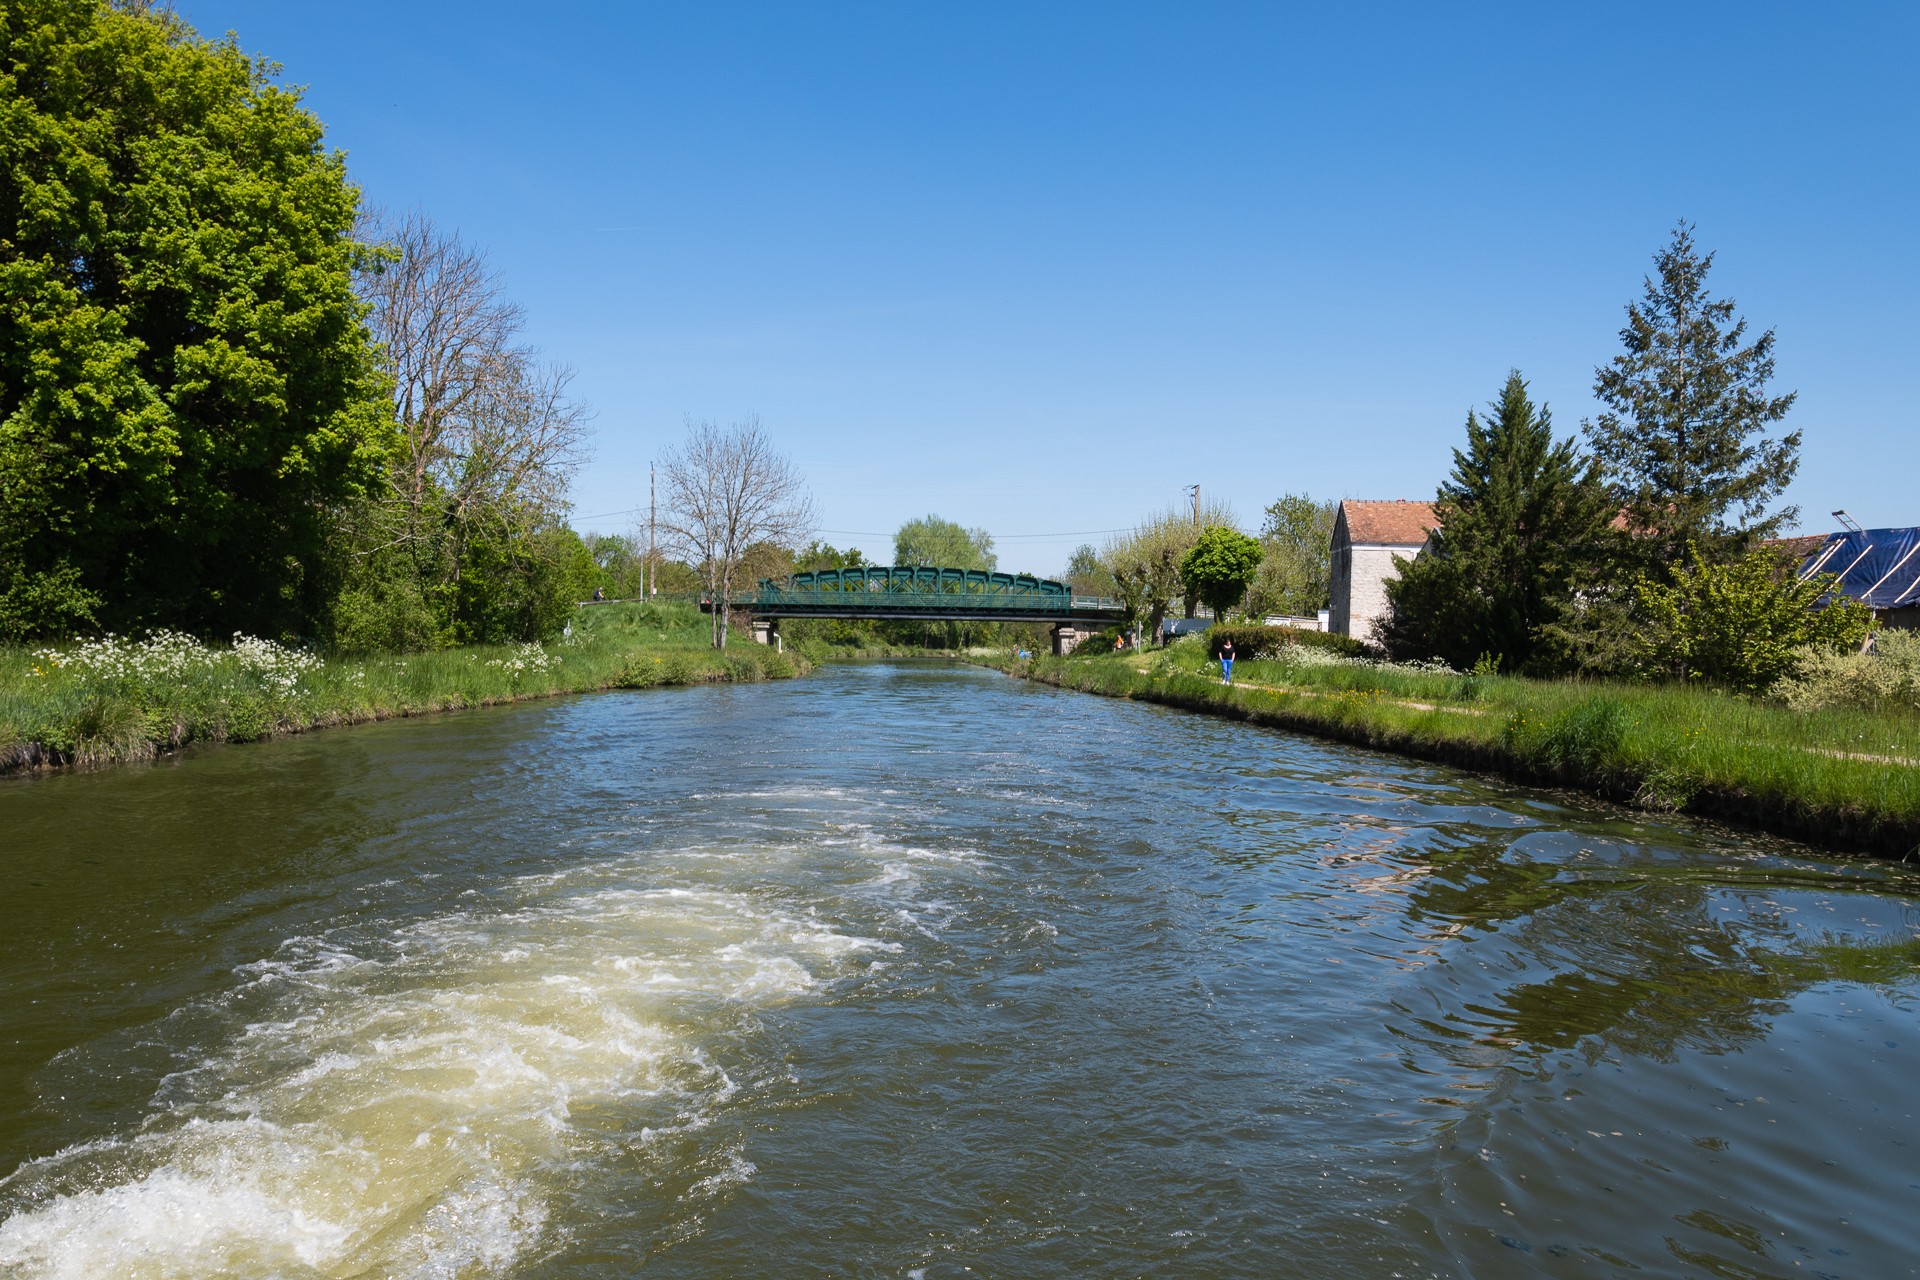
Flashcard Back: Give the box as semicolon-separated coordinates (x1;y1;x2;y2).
1103;497;1236;634
1205;623;1367;660
1381;371;1614;672
1586;223;1801;572
324;541;444;654
1064;543;1112;597
795;540;866;572
583;533;646;598
451;524;585;645
0;1;393;640
1065;626;1131;657
0;560;100;640
1179;525;1263;618
1635;546;1874;691
893;515;995;570
1244;494;1336;619
1771;629;1920;714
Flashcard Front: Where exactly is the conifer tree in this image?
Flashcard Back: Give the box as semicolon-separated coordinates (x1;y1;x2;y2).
1381;372;1612;672
1585;222;1800;572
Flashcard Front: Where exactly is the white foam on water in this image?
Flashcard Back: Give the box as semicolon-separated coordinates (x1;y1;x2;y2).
0;854;898;1279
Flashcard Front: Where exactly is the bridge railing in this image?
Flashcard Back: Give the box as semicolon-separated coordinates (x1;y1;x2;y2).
744;588;1098;613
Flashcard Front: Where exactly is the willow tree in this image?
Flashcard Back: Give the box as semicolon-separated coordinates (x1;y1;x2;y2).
0;0;392;639
1103;497;1236;641
893;515;995;570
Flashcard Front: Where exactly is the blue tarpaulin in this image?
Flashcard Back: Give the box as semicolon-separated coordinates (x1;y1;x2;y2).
1798;528;1920;610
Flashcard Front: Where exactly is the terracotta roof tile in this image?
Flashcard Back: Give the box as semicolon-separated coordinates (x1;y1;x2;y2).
1764;534;1832;561
1339;499;1437;546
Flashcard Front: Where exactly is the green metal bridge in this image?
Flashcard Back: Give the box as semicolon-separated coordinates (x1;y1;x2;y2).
710;567;1127;651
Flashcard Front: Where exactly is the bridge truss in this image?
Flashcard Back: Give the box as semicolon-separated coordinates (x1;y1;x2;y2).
730;567;1127;623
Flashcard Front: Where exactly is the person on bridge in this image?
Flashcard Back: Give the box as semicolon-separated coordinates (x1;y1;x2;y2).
1219;637;1234;684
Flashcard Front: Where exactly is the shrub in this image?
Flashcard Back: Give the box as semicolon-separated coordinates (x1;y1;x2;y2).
1772;629;1920;714
1071;627;1125;657
1635;546;1874;691
1207;624;1367;660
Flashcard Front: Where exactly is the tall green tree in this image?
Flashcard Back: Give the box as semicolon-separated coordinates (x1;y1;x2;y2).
1585;222;1800;572
893;515;995;570
0;0;393;639
1381;371;1614;671
1243;494;1336;619
1179;526;1263;619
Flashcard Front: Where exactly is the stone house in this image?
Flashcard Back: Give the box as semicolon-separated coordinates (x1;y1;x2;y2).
1328;499;1437;640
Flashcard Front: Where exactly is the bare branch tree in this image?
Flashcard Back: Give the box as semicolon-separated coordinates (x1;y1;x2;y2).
659;417;815;648
357;209;529;510
353;210;590;607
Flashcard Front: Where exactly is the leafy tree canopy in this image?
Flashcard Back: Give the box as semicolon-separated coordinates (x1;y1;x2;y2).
1381;371;1614;672
1586;222;1800;572
893;515;995;570
795;540;866;572
1244;494;1335;619
0;0;393;639
1063;543;1111;596
1179;525;1263;619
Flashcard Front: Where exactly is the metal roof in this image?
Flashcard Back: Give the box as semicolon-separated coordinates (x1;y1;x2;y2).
1795;528;1920;610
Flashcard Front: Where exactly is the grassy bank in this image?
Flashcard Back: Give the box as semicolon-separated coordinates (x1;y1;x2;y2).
985;640;1920;857
1;602;807;774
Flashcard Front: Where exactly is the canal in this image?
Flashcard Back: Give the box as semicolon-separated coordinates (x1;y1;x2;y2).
0;661;1915;1277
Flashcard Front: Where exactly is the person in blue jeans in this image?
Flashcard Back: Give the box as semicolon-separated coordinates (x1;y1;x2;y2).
1218;637;1234;684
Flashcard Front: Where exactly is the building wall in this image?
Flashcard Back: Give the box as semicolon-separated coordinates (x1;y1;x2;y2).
1330;543;1421;640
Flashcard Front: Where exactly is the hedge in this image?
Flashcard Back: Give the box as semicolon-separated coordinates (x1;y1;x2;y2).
1205;623;1368;660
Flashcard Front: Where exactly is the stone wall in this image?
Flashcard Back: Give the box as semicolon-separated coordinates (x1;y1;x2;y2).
1330;544;1419;641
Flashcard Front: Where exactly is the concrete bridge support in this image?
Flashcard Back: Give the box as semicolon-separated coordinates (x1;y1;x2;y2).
751;618;781;650
1051;623;1097;656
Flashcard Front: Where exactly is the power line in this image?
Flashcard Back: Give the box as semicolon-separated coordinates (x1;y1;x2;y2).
570;513;1129;541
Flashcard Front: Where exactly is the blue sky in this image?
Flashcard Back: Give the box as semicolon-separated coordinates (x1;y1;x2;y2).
187;1;1917;574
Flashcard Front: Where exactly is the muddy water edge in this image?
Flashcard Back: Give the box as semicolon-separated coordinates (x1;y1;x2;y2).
0;660;1915;1278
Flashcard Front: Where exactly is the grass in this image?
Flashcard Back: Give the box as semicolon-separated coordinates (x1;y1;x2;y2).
984;638;1920;857
0;601;808;774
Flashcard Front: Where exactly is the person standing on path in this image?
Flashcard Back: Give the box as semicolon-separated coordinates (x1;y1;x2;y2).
1219;637;1234;684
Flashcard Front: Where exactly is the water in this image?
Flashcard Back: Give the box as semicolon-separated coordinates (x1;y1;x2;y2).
0;661;1916;1278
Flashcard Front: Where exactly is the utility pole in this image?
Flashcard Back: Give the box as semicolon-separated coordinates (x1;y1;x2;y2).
648;461;657;597
1187;484;1200;527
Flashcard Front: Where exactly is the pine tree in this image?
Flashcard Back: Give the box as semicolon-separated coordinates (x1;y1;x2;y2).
1585;222;1800;572
1381;372;1613;672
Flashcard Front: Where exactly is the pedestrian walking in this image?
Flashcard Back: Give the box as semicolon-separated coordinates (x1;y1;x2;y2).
1219;637;1235;684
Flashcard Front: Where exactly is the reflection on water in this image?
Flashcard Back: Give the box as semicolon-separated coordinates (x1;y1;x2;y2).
0;662;1915;1277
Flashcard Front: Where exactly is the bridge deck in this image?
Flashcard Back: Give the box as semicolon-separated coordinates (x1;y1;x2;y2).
716;590;1126;623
